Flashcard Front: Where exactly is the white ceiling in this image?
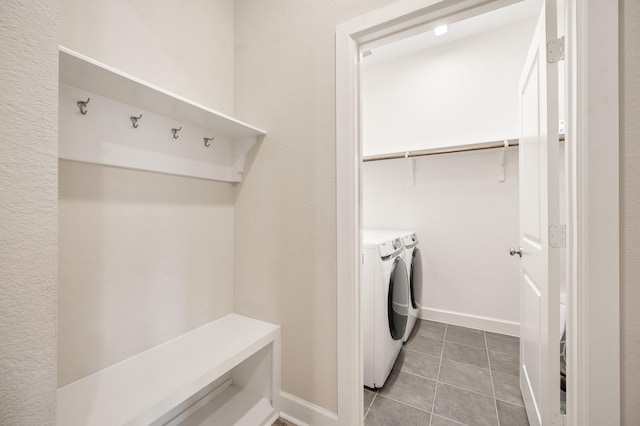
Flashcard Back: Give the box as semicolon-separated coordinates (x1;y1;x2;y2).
362;0;542;66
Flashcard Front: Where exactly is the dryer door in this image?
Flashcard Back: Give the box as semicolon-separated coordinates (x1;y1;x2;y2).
410;247;423;309
388;257;409;340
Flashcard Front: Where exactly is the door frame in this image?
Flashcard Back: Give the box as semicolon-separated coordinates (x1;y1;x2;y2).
335;0;619;425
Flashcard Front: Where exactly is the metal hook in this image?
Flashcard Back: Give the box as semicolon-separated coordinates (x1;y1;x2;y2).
171;126;182;139
130;114;142;128
204;136;215;147
77;98;90;115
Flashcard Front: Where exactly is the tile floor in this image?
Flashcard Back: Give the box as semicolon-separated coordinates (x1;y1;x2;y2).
364;319;530;426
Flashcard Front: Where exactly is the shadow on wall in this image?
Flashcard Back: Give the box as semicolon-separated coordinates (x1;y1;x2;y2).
58;159;234;205
232;134;266;200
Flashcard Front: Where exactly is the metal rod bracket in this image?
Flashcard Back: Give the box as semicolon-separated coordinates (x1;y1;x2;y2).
499;140;508;182
406;152;415;186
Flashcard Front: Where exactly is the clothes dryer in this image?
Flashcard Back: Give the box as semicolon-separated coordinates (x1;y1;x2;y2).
362;231;409;388
400;232;422;342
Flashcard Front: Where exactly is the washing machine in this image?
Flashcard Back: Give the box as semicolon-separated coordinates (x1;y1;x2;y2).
362;231;409;388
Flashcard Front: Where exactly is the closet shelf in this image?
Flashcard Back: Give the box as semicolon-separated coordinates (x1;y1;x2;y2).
58;46;266;182
363;135;565;162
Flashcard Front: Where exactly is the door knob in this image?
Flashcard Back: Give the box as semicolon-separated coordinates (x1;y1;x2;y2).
510;247;523;257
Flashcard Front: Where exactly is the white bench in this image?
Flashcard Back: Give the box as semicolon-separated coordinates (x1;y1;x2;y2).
57;314;281;426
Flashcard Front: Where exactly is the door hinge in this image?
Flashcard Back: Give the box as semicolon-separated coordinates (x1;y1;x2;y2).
547;36;565;63
549;225;566;248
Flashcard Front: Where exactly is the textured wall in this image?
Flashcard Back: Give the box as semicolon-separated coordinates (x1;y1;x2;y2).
0;1;58;424
60;0;234;114
621;0;640;423
233;0;396;413
58;162;235;386
58;0;237;385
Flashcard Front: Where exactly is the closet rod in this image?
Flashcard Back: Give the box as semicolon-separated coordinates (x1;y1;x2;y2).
363;135;565;162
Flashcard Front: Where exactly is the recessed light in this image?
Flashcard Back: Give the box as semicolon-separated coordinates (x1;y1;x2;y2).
434;25;448;36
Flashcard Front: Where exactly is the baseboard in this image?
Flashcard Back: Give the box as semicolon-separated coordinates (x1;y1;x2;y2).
419;307;519;336
279;391;338;426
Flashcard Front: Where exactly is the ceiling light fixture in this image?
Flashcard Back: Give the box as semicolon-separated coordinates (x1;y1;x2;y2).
434;25;448;36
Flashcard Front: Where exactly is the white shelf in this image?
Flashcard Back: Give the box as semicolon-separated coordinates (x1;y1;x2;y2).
58;47;266;182
57;314;280;426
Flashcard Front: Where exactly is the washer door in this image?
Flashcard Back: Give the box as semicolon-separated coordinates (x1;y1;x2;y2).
388;257;409;340
410;247;423;309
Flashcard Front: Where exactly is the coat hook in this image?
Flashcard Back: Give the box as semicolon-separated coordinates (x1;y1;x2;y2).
77;98;90;115
171;126;182;139
130;114;142;128
204;136;215;147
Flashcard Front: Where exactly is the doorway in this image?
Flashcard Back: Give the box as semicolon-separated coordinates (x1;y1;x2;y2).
336;0;620;425
360;1;560;424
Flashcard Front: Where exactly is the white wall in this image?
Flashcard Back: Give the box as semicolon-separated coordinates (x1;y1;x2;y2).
58;0;237;386
0;1;58;424
0;1;635;422
621;0;640;423
362;20;536;326
58;162;235;385
233;0;397;413
363;150;521;324
362;19;537;156
60;0;234;115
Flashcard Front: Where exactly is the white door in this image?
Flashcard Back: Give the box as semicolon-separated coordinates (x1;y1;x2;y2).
517;2;561;426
